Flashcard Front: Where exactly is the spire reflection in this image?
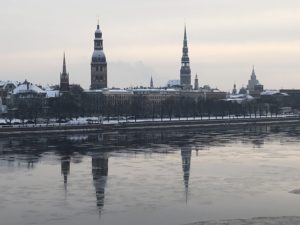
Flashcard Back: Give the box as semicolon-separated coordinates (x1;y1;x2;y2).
61;156;71;191
92;153;108;216
181;146;192;203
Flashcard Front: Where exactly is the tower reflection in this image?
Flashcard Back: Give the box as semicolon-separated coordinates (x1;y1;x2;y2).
91;153;109;215
61;156;71;191
181;146;192;203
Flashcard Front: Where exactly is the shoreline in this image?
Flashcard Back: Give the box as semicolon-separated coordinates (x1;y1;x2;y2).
0;116;299;137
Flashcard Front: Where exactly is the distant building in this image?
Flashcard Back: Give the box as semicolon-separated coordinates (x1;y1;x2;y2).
91;22;107;90
60;53;70;92
150;76;154;88
194;74;199;90
246;66;264;96
167;80;181;88
232;83;237;95
247;66;259;91
0;81;19;104
180;25;192;90
238;86;247;95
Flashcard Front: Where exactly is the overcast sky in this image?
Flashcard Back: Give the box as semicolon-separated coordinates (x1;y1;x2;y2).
1;0;300;91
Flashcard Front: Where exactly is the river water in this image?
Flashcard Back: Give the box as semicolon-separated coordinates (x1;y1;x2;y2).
1;125;300;225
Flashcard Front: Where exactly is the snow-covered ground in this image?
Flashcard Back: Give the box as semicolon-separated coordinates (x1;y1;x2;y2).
0;114;297;128
185;217;300;225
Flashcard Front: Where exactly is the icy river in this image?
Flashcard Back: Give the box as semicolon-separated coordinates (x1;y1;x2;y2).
1;124;300;225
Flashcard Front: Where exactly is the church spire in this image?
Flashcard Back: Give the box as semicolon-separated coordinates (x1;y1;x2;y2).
184;24;187;42
60;52;69;92
63;52;67;74
180;24;191;89
251;65;255;76
150;76;154;88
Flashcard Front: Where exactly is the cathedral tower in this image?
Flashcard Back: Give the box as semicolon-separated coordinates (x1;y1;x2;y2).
180;25;192;90
90;22;107;90
60;53;69;92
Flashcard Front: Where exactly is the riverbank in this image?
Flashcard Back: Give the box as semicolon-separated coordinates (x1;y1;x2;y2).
0;116;299;136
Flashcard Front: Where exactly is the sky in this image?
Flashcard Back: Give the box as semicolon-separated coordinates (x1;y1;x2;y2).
1;0;300;91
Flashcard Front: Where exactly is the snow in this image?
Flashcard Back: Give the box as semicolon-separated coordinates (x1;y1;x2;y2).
0;119;6;124
46;90;59;98
0;80;19;89
66;117;100;125
226;94;254;103
13;83;46;95
84;89;103;93
132;88;178;93
261;90;289;96
107;89;133;94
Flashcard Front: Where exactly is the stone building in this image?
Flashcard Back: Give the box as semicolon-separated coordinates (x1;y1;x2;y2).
247;66;263;96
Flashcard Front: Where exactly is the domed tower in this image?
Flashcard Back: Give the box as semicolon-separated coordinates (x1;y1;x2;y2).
90;22;107;90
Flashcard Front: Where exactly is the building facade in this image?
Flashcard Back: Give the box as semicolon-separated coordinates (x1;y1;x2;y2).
91;22;107;90
247;66;260;91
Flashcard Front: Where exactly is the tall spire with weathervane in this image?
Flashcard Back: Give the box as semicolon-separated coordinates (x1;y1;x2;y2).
180;24;192;90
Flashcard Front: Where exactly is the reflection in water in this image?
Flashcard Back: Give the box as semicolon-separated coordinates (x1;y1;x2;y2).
2;124;300;225
61;156;71;191
181;147;192;203
92;153;108;216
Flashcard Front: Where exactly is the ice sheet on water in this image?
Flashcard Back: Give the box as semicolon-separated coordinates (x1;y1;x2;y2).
185;216;300;225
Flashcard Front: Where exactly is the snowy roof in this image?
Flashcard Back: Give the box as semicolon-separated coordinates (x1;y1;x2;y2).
13;82;46;95
84;89;103;93
92;50;106;59
132;88;178;93
261;90;288;96
167;80;180;86
0;80;19;89
106;89;133;94
226;94;254;103
46;90;60;98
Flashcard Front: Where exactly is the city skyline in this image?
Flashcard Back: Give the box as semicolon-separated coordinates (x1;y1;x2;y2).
1;0;300;91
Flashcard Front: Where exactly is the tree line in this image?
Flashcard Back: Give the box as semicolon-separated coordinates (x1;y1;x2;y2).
5;86;295;124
